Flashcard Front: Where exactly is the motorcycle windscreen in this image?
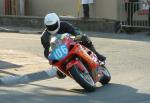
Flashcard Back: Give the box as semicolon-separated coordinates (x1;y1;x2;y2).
48;44;68;60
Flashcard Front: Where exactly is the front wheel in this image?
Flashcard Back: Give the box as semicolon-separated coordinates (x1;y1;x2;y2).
99;66;111;85
70;65;96;92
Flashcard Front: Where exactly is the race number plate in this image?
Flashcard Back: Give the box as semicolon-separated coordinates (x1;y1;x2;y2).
48;44;68;60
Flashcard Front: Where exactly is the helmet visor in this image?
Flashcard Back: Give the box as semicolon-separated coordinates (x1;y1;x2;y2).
46;21;59;31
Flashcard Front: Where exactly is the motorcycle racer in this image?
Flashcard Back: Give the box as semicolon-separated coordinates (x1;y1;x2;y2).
41;13;106;78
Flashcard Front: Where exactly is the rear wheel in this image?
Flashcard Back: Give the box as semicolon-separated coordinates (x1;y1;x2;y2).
99;66;111;85
70;64;96;92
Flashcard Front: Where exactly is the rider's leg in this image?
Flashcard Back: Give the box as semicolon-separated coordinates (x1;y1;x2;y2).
89;43;106;61
80;34;106;61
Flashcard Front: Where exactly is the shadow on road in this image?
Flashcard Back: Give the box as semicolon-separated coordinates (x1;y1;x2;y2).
1;83;149;103
0;60;22;76
0;60;22;69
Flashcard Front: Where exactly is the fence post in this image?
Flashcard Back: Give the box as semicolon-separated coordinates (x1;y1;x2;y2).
148;1;150;27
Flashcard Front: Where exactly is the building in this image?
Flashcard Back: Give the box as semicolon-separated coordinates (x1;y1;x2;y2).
0;0;119;20
1;0;149;32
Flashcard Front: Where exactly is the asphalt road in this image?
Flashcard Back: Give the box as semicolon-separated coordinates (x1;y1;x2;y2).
0;32;150;103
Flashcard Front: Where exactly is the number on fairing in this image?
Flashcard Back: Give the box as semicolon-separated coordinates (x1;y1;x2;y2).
48;44;68;60
60;45;68;54
54;45;68;59
53;45;68;60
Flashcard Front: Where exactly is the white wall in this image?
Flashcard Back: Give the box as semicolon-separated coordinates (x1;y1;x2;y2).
27;0;77;17
0;0;4;15
0;0;119;20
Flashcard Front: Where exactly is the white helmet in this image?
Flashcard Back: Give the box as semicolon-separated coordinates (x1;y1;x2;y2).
44;13;60;35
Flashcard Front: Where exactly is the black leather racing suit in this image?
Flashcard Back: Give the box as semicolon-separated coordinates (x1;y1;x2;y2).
41;21;106;62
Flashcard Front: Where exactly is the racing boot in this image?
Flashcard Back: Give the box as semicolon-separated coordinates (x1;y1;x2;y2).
47;67;66;79
56;70;66;79
49;62;66;79
79;34;106;62
89;44;106;62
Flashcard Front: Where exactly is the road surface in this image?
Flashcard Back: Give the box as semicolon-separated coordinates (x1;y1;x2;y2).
0;32;150;103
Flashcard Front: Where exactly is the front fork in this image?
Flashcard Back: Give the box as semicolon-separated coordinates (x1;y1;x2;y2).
66;58;96;81
66;59;85;72
66;59;105;83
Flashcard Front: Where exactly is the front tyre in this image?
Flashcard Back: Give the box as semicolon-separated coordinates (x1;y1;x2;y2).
99;66;111;85
70;65;96;92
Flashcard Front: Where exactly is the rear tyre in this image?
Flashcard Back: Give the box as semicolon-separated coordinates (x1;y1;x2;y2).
99;66;111;85
70;65;96;92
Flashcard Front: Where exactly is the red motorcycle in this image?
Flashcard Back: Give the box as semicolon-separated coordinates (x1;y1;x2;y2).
48;33;111;92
